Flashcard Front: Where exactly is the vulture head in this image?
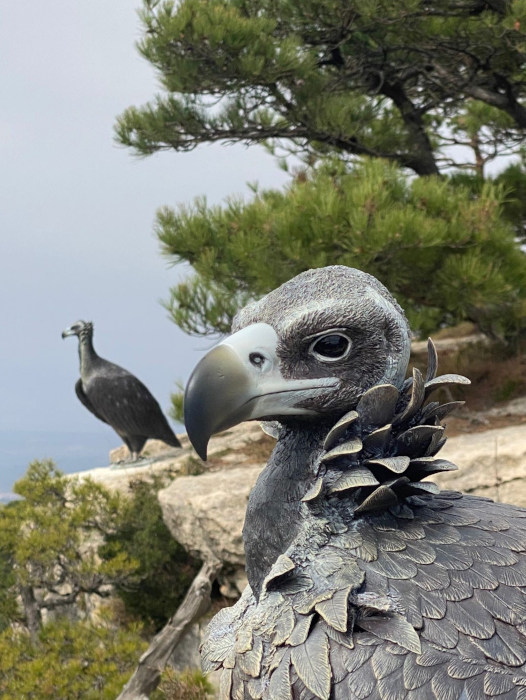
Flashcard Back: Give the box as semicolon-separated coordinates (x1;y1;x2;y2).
61;320;93;340
185;266;411;459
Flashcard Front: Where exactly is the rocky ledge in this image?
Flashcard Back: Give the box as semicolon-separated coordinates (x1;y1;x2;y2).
73;396;526;597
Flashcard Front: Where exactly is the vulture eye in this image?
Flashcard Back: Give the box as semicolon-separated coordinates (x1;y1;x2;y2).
249;352;266;368
309;332;351;362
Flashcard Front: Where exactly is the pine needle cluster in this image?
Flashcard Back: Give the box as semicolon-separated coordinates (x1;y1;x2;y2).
158;159;526;339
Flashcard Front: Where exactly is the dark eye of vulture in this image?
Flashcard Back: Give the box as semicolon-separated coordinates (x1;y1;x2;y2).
185;267;411;459
309;331;352;361
62;320;180;461
185;266;526;700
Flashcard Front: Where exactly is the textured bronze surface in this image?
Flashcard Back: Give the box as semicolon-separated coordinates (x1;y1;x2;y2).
195;271;526;699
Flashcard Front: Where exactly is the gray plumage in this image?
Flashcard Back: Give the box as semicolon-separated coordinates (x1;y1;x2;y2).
184;266;526;699
62;320;180;460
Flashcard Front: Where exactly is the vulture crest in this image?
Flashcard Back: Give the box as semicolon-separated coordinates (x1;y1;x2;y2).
184;266;526;700
62;320;180;460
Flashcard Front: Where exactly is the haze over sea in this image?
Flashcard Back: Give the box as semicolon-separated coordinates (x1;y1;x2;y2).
0;427;181;501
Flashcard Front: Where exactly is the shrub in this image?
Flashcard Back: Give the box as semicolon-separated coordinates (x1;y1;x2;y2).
156;667;213;700
99;479;201;630
0;611;147;700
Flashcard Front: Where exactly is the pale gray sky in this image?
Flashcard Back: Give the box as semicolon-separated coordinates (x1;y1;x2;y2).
0;2;289;445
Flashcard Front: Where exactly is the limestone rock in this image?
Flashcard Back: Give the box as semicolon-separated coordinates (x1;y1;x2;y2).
159;464;262;571
109;438;183;464
411;331;488;358
75;439;188;495
68;401;526;595
76;421;271;595
486;396;526;419
156;423;272;594
73;423;269;497
434;424;526;506
156;418;526;594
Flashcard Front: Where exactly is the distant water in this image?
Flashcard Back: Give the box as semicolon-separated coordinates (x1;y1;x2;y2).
0;430;119;500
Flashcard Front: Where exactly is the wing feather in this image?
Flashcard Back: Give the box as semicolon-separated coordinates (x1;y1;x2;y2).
268;651;292;700
75;379;108;424
290;624;331;700
82;369;178;444
203;486;526;699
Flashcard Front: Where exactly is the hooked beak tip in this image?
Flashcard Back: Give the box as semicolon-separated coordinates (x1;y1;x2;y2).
183;323;341;457
183;344;253;460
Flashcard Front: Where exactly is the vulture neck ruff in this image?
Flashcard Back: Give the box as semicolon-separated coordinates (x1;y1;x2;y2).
243;339;469;599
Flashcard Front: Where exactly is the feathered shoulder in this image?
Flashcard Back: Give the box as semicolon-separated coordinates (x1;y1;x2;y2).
202;341;526;700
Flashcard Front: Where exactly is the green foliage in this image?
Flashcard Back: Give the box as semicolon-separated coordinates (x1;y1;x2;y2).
449;160;526;240
0;462;206;698
99;479;201;630
115;0;526;348
181;456;206;476
117;0;526;175
0;547;18;632
0;461;200;637
446;101;520;176
494;161;526;239
0;611;147;700
170;380;185;423
0;461;138;632
163;274;251;337
156;667;213;700
116;0;526;350
157;159;526;339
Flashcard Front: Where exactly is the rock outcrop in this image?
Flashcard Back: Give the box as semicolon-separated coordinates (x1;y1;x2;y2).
157;407;526;595
72;396;526;594
436;423;526;505
158;465;258;596
64;390;526;699
74;422;272;595
157;422;272;596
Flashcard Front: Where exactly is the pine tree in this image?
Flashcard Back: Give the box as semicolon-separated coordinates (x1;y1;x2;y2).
117;0;526;176
0;612;147;700
0;462;200;636
99;479;201;631
115;0;526;340
0;461;137;638
158;159;526;339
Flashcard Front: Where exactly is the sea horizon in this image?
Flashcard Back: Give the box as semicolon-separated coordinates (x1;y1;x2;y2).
0;429;125;499
0;423;185;501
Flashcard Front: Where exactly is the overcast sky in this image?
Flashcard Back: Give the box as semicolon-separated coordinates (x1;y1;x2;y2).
0;2;290;446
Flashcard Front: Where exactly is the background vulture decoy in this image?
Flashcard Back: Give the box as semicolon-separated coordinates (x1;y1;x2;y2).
184;266;526;699
62;320;181;461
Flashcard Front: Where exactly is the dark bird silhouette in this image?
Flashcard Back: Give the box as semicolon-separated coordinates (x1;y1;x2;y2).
62;320;181;460
184;266;526;699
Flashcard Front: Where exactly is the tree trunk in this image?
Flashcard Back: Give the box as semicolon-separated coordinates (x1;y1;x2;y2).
20;585;42;641
381;81;440;176
117;559;221;700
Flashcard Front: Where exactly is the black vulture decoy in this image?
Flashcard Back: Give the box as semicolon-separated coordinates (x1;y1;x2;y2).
62;320;181;460
184;266;526;699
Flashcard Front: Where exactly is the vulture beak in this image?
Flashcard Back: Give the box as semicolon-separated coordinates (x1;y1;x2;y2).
61;326;76;339
184;323;340;460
